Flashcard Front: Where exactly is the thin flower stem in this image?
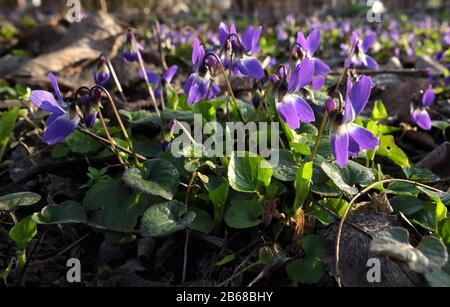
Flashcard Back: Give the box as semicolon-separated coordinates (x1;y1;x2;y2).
93;86;140;165
335;179;444;287
206;52;244;122
176;121;197;145
77;127;146;161
155;20;168;71
309;66;349;162
182;172;197;284
134;39;161;118
98;110;126;166
105;57;128;103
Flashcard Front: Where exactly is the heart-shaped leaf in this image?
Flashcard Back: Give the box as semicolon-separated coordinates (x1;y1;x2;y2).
321;160;375;195
228;152;272;193
286;257;327;285
0;192;41;212
224;200;263;229
141;200;196;238
124;159;180;200
272;149;298;182
32;201;86;224
371;227;448;274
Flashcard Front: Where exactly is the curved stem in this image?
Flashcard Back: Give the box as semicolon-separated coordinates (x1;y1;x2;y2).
335;179;444;287
206;52;244;122
98;109;125;167
134;39;161;118
77;127;146;161
92;86;139;165
105;56;128;103
309;67;348;162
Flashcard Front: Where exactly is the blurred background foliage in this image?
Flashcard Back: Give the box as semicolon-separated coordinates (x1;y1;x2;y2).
0;0;449;16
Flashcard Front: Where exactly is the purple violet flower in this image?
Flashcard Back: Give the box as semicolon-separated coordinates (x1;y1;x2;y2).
93;54;111;86
346;31;379;70
30;73;80;145
183;38;220;105
272;58;316;130
295;29;330;90
123;30;144;63
329;76;379;167
139;65;178;99
218;22;265;80
410;86;435;131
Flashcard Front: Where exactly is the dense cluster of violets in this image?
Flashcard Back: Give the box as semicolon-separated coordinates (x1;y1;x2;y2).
30;20;444;168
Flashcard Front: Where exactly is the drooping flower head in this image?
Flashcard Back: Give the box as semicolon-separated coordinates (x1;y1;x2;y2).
82;87;102;128
218;22;265;80
140;65;178;99
122;29;144;63
271;58;316;130
345;31;379;70
93;54;111;86
410;86;435;131
294;29;330;90
183;38;220;105
328;76;379;167
30;73;80;145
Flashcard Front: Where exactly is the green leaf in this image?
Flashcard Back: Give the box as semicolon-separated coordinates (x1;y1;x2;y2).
425;262;450;287
290;143;311;156
215;255;236;267
123;159;180;200
404;167;441;183
305;203;336;226
411;202;446;232
294;162;313;210
321;160;375;195
386;182;420;196
65;130;102;154
32;201;86;224
235;99;256;122
372;100;388;120
272;149;298;182
190;208;214;234
140;200;196;238
120;110;159;126
302;235;328;258
207;176;229;209
224;200;263;229
371;227;448;274
83;179;156;242
286;257;327;284
228;152;273;193
390;195;425;215
440;219;450;247
0;192;41;212
9;217;37;249
318;198;350;218
266;181;287;199
0;107;19;162
376;135;410;168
